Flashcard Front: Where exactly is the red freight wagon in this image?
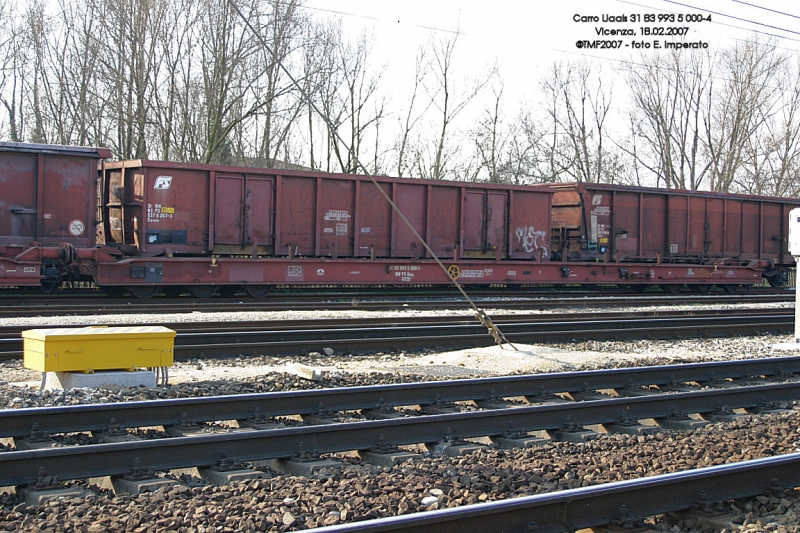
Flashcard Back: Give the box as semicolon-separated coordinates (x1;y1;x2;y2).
99;160;552;261
94;160;554;297
542;183;800;288
0;142;111;287
4;143;795;296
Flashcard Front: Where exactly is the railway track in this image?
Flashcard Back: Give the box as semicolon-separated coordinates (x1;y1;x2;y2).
306;454;800;532
3;356;798;439
0;290;790;318
0;307;793;361
2;357;800;528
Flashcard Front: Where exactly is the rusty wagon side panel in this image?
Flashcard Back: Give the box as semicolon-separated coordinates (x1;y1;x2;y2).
99;161;554;265
0;142;110;249
543;182;800;268
0;142;111;286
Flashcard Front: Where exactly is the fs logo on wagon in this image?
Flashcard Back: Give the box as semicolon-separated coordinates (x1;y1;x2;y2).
154;176;173;190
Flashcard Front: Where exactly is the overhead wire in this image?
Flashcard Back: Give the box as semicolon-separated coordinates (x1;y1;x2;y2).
274;0;465;35
729;0;800;20
614;0;800;46
663;0;800;36
227;0;517;351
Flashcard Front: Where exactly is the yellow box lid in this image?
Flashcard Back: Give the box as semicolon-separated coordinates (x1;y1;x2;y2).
22;325;176;341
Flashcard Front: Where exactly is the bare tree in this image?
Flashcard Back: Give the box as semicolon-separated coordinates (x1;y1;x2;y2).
147;0;197;161
737;57;800;197
329;30;385;174
301;19;338;171
0;2;29;142
705;37;785;192
301;22;385;174
624;50;712;189
92;0;172;158
196;0;264;164
501;110;546;184
307;19;347;172
536;60;616;183
245;0;305;168
417;30;495;180
473;80;542;184
394;47;431;177
473;82;504;182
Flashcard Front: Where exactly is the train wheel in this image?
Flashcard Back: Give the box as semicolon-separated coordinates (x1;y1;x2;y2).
129;286;159;299
689;284;711;294
659;284;683;294
766;273;786;288
161;286;185;298
721;284;740;293
188;285;216;299
245;285;274;298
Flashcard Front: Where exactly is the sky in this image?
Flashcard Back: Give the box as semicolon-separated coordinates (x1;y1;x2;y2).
300;0;800;113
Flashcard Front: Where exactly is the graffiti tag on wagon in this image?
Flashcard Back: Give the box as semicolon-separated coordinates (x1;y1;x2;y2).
515;226;548;254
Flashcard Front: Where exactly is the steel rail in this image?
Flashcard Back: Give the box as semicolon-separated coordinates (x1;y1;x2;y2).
2;356;799;439
170;312;792;358
0;291;789;318
1;307;789;337
0;309;792;361
307;453;800;532
1;382;798;486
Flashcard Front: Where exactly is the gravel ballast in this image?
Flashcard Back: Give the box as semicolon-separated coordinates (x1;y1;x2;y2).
1;413;799;532
1;303;798;532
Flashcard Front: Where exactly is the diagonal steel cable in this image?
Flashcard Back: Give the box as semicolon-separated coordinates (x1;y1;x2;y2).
228;0;516;350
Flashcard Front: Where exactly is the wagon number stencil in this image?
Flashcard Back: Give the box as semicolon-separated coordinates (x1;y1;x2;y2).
69;219;85;236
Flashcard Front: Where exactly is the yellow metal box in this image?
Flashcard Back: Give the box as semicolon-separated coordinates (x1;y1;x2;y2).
22;326;176;372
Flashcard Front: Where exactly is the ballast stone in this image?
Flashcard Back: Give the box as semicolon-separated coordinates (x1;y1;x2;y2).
285;362;323;381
